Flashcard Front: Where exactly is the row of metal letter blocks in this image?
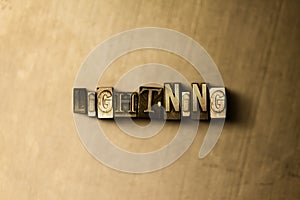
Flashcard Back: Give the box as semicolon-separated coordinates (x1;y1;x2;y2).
73;83;226;120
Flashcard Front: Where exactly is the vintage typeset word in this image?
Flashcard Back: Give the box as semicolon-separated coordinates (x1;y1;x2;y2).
73;83;226;120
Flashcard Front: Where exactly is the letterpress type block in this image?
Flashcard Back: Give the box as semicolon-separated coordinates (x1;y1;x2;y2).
191;83;209;120
138;86;163;119
87;91;96;117
164;83;181;120
209;87;226;119
73;88;87;114
114;92;138;118
181;92;190;117
96;87;114;119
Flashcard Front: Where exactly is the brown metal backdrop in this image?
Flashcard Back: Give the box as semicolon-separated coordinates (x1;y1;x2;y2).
0;0;299;199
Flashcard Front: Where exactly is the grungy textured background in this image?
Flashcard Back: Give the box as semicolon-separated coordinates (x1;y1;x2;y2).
0;0;299;199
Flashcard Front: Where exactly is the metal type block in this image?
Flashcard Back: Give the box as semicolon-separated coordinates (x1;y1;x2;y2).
191;83;209;120
87;91;96;117
181;92;191;117
114;92;138;118
164;83;181;120
209;87;226;119
138;86;164;119
73;88;87;114
96;87;114;119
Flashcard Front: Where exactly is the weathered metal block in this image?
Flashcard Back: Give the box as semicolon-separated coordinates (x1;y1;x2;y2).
87;91;96;117
209;87;226;119
114;92;138;118
138;86;164;119
164;83;181;120
73;88;87;114
96;87;114;119
191;83;209;120
181;91;190;117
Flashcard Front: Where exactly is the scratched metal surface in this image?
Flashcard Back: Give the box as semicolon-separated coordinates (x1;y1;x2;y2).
0;0;299;199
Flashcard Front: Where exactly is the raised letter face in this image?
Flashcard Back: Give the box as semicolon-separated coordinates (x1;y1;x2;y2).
191;83;208;120
210;87;226;119
97;87;113;119
181;92;190;117
73;88;87;114
87;92;96;117
138;86;163;119
164;83;181;120
114;92;138;118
